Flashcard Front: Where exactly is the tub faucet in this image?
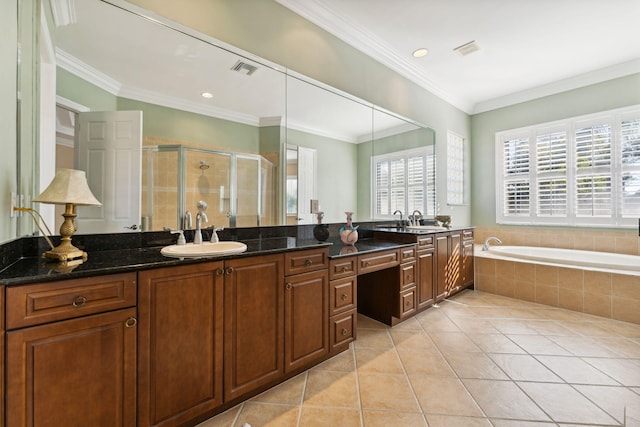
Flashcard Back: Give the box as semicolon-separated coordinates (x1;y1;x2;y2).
392;210;404;227
483;237;502;251
194;201;209;244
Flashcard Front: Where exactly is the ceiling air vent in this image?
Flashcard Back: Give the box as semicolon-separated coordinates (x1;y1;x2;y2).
231;60;258;76
453;40;480;57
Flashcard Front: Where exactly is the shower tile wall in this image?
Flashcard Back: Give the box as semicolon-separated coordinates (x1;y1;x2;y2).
185;151;231;230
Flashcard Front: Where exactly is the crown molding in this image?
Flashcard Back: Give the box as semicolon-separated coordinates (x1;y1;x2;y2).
472;59;640;114
274;0;473;113
49;0;76;27
56;48;121;95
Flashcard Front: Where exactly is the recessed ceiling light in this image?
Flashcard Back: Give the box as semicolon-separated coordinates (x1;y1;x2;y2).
412;48;429;58
201;92;213;99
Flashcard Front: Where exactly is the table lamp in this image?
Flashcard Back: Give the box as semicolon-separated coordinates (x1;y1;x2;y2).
32;168;102;262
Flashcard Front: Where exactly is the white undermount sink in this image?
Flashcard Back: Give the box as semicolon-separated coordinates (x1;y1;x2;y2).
405;225;448;231
161;241;248;258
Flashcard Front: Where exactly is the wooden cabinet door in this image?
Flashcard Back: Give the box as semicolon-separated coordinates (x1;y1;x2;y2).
224;254;284;402
449;231;463;292
285;269;329;373
138;262;224;427
435;234;449;301
417;249;435;309
463;240;475;286
6;308;137;427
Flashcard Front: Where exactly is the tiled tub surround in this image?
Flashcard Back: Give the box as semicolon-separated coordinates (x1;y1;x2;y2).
473;227;640;325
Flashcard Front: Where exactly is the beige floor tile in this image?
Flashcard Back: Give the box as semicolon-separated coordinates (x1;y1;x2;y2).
311;348;355;372
469;333;527;354
353;328;394;349
463;379;550;421
574;384;640;424
523;320;575;336
490;421;557;427
362;410;428;427
594;337;640;358
442;351;509;380
428;331;482;353
358;373;421;412
410;376;484;417
491;319;540;335
561;320;626;337
517;382;618;425
196;405;241;427
506;334;573;355
488;354;562;382
425;414;492;427
355;347;405;374
389;329;439;351
251;373;306;405
398;346;456;376
583;358;640;386
357;314;387;329
535;355;619;385
450;318;501;334
298;406;361;427
387;316;422;331
303;370;359;408
234;402;300;427
547;335;622;357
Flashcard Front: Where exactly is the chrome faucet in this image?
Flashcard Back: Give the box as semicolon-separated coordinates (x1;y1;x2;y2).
208;226;225;243
483;237;502;251
392;209;404;227
410;210;423;226
183;210;192;230
194;201;208;244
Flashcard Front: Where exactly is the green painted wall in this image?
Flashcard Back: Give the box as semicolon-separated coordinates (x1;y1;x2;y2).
470;73;640;229
1;0;18;242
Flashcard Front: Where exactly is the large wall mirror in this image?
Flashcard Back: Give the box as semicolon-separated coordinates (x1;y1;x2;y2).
16;0;436;237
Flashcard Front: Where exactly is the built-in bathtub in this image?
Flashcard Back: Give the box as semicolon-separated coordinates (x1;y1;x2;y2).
488;245;640;272
474;244;640;325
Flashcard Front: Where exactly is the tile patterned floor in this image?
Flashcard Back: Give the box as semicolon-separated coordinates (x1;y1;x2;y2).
198;290;640;427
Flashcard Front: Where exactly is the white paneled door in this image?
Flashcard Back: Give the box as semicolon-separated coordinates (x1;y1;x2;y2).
75;110;142;233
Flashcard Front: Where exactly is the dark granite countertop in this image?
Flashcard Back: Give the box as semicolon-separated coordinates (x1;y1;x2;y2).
326;238;414;258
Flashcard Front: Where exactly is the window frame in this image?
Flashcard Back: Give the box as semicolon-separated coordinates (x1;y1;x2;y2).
495;105;640;228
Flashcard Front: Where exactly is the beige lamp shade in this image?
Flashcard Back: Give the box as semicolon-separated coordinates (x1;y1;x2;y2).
33;169;102;206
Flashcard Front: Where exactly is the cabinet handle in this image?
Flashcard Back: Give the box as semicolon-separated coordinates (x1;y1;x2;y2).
341;266;348;272
286;283;292;290
364;261;370;267
225;267;234;275
216;268;224;276
407;275;413;281
72;295;87;308
341;328;348;336
405;301;411;307
341;293;348;301
305;259;313;267
125;317;137;328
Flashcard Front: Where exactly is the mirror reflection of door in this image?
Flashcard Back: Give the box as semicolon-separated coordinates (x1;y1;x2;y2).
286;145;317;225
75;110;143;233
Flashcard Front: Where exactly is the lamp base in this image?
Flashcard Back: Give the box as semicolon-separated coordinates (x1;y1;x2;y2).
41;241;88;263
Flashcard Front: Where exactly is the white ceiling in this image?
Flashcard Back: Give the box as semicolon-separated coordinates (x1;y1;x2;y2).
275;0;640;114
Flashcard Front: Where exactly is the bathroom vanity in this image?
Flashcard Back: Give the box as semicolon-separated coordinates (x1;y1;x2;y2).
0;226;474;427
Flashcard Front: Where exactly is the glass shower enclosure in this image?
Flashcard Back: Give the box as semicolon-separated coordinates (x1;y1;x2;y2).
141;145;276;231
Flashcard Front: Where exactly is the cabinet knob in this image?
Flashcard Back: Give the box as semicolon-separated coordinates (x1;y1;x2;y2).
305;259;313;267
225;267;234;275
286;283;292;290
216;268;224;276
364;261;370;267
341;293;348;301
407;275;413;281
405;301;411;307
125;317;137;328
341;266;348;272
341;328;348;336
72;295;87;308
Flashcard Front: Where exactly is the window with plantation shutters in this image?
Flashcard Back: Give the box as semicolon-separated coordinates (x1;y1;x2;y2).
447;132;466;205
373;147;435;218
496;105;640;228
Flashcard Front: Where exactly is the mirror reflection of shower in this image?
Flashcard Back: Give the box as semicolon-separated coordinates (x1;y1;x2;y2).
141;145;276;231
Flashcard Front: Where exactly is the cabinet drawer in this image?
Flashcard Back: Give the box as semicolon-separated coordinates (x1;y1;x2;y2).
330;277;357;315
358;249;399;274
398;287;417;318
400;261;416;290
462;229;474;241
400;246;416;263
417;235;434;250
6;272;137;329
285;248;328;276
329;257;357;280
330;310;356;350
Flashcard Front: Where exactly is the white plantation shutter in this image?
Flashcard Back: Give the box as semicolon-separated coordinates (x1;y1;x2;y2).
373;148;434;217
536;130;567;217
620;116;640;217
496;105;640;228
